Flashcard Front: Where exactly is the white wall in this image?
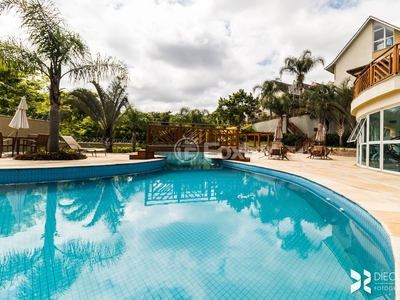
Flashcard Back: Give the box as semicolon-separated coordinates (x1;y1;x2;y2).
252;115;335;137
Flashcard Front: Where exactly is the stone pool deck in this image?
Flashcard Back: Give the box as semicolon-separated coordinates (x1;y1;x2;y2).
1;151;400;297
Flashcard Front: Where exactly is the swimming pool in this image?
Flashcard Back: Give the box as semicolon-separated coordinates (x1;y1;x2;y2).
0;158;395;299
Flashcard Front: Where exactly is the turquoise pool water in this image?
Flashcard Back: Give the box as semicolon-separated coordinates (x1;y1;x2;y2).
0;162;394;299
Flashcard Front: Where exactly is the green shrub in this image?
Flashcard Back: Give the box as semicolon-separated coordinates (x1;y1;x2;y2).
112;146;134;153
326;133;355;148
14;151;87;160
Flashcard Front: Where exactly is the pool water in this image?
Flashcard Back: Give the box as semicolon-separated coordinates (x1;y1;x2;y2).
0;165;394;299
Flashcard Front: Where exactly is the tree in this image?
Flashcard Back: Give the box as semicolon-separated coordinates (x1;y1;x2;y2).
64;78;129;152
170;107;210;124
0;0;128;152
329;79;355;146
0;63;49;119
253;78;289;118
211;89;259;126
300;82;336;125
279;50;324;92
122;106;149;151
300;79;355;146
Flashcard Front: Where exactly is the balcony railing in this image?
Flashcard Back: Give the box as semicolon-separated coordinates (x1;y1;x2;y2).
353;44;400;98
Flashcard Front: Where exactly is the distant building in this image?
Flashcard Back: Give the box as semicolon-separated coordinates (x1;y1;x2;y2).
326;16;400;174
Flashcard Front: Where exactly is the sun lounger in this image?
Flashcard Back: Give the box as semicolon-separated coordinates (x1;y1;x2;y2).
61;136;106;156
269;142;289;160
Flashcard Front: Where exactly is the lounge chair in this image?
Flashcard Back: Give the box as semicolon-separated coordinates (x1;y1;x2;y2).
269;142;289;160
61;136;106;157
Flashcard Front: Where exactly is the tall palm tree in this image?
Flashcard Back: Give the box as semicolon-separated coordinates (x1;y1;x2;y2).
65;77;129;152
0;0;128;151
279;50;324;92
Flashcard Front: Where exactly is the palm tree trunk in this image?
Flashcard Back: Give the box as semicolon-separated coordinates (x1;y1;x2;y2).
48;105;60;152
102;128;113;153
48;79;61;152
131;125;137;152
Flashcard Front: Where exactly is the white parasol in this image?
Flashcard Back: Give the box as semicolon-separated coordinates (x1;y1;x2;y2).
315;123;326;144
9;96;29;136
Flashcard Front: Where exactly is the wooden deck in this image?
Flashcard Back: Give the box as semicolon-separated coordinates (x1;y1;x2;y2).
130;122;249;161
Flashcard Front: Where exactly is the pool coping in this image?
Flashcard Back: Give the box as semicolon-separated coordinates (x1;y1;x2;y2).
0;153;399;298
0;158;166;184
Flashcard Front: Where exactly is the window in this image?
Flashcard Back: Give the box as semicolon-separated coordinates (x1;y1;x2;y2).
347;118;366;142
374;22;394;51
369;112;380;141
384;105;400;140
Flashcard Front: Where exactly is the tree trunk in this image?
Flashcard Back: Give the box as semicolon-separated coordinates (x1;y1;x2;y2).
48;78;61;152
131;125;137;152
102;128;113;153
48;104;60;152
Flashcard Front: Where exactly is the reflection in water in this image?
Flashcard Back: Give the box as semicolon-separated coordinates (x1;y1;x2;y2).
0;167;394;299
0;181;126;300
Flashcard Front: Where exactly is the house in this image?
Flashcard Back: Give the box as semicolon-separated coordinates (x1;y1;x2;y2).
325;16;400;174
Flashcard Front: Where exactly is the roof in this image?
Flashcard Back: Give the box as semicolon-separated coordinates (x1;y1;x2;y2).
325;16;400;74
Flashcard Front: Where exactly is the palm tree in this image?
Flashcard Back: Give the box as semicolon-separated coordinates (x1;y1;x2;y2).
330;79;356;146
279;50;324;92
65;77;129;152
170;107;210;124
0;0;128;152
124;106;148;151
300;82;336;126
253;78;288;118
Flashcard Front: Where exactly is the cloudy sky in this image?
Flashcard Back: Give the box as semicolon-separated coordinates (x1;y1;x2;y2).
1;0;400;113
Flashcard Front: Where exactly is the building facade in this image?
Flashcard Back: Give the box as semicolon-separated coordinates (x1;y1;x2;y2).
326;16;400;174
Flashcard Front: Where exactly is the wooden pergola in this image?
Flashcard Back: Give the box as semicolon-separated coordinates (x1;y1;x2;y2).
240;132;271;151
130;122;250;161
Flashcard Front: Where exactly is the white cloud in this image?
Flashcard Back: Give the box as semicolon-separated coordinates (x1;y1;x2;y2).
2;0;400;113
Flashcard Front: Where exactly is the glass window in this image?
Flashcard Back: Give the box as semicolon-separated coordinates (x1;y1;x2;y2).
374;22;394;51
383;143;400;173
369;144;380;169
361;145;367;166
369;112;380;141
384;105;400;141
347;118;366;143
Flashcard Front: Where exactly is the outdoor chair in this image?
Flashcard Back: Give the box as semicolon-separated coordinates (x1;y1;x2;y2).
61;136;106;157
269;142;289;160
0;131;14;158
21;133;49;153
308;145;331;159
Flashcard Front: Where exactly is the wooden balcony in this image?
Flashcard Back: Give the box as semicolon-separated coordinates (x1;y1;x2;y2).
353;44;400;98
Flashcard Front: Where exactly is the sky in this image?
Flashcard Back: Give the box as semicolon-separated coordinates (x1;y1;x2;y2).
1;0;400;113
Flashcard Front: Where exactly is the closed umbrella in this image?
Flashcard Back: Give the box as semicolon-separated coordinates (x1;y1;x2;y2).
274;118;283;142
315;123;326;144
9;96;29;136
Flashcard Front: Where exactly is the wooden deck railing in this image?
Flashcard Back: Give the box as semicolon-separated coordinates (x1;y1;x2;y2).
146;122;240;150
354;44;400;98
